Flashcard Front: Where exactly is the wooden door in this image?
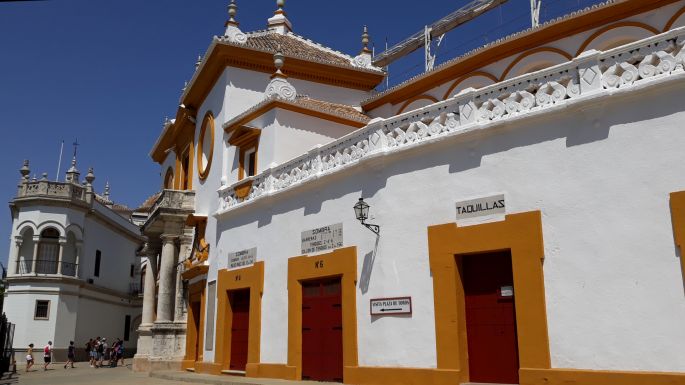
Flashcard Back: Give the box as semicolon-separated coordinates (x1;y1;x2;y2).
229;289;250;371
463;251;519;384
301;278;343;382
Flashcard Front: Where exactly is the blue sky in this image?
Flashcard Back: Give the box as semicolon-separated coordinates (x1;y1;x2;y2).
0;0;604;267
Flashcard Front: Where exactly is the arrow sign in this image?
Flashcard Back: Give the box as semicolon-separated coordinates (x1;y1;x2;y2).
370;297;412;316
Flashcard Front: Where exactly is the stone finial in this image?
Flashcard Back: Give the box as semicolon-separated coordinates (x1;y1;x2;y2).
85;167;95;185
41;172;48;181
226;0;238;27
20;160;30;181
223;0;247;43
265;46;296;100
195;55;202;70
351;25;374;69
267;0;292;34
65;156;80;184
361;25;371;54
104;181;111;200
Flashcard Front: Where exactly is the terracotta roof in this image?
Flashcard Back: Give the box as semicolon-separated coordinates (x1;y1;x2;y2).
224;95;370;132
362;0;620;107
217;30;384;74
135;191;162;213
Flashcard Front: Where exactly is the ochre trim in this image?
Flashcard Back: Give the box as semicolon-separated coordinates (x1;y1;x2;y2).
184;279;207;365
499;47;573;81
184;44;384;110
247;363;298;380
427;211;550;383
361;0;679;111
664;5;685;31
197;111;215;181
182;264;209;280
152;105;197;164
215;262;264;373
575;21;659;56
344;367;461;385
224;100;367;134
287;247;358;381
441;71;498;100
520;368;685;384
669;191;685;283
396;94;439;114
234;180;253;200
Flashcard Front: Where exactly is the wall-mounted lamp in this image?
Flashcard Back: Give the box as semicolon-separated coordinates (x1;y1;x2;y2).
353;197;380;235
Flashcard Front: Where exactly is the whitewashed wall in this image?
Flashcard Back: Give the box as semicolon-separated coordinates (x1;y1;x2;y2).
206;78;685;371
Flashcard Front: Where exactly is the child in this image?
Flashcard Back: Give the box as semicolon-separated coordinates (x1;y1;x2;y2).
25;343;34;372
64;341;75;369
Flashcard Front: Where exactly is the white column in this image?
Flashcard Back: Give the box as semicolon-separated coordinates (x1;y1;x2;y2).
74;242;82;278
11;238;22;275
174;233;193;322
156;235;177;322
56;240;65;275
142;252;158;325
31;235;40;274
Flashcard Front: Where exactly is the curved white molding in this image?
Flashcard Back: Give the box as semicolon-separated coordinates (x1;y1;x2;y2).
504;50;571;79
216;27;685;216
265;77;296;100
581;25;655;53
224;25;247;44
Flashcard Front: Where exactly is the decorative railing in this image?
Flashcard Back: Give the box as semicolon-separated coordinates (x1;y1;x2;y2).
15;260;78;277
18;180;86;202
217;26;685;214
149;189;196;215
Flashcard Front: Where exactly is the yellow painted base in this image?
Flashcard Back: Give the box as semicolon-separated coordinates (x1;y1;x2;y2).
194;361;223;375
246;363;297;380
181;360;195;370
521;368;685;385
344;366;462;385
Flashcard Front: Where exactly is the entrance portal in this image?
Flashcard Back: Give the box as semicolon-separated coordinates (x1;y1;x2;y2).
301;278;343;382
189;300;202;361
229;289;250;371
462;251;519;384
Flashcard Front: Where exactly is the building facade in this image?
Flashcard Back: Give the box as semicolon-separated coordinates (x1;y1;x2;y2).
5;159;144;361
136;1;685;384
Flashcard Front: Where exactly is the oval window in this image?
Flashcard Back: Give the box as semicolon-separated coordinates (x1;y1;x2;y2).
197;112;214;180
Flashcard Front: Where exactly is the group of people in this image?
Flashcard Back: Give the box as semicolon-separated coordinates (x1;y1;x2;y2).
86;337;126;368
24;338;126;372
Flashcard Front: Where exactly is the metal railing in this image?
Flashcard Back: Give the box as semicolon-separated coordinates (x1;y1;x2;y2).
15;260;78;277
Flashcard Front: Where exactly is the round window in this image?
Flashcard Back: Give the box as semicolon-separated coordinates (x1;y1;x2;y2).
197;112;214;180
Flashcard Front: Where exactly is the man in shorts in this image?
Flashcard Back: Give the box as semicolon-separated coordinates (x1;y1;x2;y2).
43;341;52;371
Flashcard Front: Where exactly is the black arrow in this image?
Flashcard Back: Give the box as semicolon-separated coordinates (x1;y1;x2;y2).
380;308;402;312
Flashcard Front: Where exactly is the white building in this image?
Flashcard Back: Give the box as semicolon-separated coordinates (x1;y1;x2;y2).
136;0;685;384
5;159;144;361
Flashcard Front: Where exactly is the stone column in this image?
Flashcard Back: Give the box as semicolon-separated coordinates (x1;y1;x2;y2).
156;234;177;322
31;235;40;274
175;231;194;322
11;238;22;275
56;240;65;275
142;252;158;325
74;242;82;278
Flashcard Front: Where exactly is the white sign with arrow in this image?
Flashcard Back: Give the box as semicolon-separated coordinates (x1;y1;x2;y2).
370;297;412;316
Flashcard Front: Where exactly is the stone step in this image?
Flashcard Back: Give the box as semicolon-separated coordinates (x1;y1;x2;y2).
461;382;518;385
222;369;247;376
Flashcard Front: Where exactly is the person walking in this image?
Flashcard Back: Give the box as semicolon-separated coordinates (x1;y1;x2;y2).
64;341;76;369
86;338;94;367
42;341;52;371
25;343;34;372
97;337;107;368
116;338;125;366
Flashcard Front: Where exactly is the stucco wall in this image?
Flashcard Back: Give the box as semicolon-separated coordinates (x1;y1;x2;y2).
204;78;685;371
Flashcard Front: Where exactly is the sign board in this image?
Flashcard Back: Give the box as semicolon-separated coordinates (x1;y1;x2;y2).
301;223;343;254
455;194;505;220
370;297;412;316
228;247;257;269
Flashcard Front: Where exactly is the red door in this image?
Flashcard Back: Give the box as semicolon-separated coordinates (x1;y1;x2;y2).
301;278;343;382
229;289;250;371
190;301;201;361
463;251;519;384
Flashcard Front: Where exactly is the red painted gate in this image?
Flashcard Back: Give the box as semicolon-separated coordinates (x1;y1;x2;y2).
463;251;519;384
301;278;343;382
229;289;250;371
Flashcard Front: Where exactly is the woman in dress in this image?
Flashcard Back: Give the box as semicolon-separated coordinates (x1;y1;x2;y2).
25;343;34;372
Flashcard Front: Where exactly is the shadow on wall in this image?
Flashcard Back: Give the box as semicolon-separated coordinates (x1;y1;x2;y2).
214;82;684;265
359;235;380;295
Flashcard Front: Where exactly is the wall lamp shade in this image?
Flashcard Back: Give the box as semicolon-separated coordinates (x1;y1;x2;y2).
353;197;379;235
